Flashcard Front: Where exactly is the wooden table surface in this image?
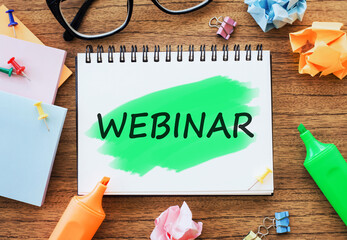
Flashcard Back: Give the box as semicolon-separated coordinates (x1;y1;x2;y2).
1;0;347;239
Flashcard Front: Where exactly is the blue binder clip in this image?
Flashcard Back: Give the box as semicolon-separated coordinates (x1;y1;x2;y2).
245;211;291;239
275;211;290;233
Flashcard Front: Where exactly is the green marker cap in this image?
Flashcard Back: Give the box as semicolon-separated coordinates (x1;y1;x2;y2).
297;123;306;134
298;123;330;163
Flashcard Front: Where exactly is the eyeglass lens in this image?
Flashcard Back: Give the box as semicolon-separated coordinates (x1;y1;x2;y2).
156;0;208;11
60;0;209;37
60;0;129;36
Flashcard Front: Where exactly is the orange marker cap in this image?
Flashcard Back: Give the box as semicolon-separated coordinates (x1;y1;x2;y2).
76;176;110;215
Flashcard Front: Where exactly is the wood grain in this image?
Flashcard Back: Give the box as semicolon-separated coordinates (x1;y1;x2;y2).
1;0;346;239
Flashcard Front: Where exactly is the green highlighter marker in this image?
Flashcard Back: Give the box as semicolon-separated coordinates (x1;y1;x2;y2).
298;124;347;226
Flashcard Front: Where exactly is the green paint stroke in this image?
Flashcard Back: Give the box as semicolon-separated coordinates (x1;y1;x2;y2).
87;76;259;176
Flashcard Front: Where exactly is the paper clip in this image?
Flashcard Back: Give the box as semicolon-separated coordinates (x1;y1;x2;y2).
243;211;290;239
209;16;237;40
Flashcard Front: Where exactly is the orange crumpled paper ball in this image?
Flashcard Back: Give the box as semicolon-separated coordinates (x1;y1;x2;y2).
289;22;347;79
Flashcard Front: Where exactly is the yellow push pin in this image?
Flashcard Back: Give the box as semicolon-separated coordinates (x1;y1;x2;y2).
34;101;50;131
248;167;272;190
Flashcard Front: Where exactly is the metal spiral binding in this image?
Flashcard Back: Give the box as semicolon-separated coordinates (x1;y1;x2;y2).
85;44;263;63
97;45;103;63
120;45;126;62
143;45;148;62
200;45;206;61
108;45;115;63
86;45;93;63
131;45;137;62
154;45;160;62
177;45;183;62
211;45;217;61
234;44;240;61
189;45;194;61
245;44;251;61
257;44;263;61
223;45;228;61
166;45;171;62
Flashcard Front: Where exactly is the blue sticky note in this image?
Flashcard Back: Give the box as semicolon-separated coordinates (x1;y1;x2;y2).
245;0;307;32
275;211;290;233
0;91;67;206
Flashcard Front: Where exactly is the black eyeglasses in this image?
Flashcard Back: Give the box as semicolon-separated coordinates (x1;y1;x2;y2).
46;0;213;41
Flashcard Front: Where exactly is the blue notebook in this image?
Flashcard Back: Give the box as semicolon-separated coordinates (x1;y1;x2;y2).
0;91;67;206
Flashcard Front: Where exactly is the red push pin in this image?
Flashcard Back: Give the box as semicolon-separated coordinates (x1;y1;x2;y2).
7;57;30;81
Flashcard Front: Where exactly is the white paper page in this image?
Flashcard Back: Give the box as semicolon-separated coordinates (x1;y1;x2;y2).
77;48;273;195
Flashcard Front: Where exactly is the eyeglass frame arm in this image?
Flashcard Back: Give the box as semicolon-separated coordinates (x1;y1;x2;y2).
62;0;96;41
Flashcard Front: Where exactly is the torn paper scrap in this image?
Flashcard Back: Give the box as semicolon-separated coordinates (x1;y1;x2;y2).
150;201;203;240
244;0;307;32
290;22;347;79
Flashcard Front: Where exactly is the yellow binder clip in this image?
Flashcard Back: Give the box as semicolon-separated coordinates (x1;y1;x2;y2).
243;231;261;240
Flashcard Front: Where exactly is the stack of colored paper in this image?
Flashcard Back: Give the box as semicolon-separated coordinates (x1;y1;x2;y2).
0;6;69;206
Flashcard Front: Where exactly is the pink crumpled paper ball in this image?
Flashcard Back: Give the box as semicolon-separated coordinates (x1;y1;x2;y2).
150;201;203;240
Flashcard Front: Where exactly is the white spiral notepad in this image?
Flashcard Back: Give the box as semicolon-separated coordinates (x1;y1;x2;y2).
76;44;273;195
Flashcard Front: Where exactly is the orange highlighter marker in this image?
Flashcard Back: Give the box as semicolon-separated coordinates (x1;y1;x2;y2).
49;177;110;240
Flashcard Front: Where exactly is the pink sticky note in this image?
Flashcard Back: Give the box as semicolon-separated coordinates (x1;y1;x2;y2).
0;35;66;104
